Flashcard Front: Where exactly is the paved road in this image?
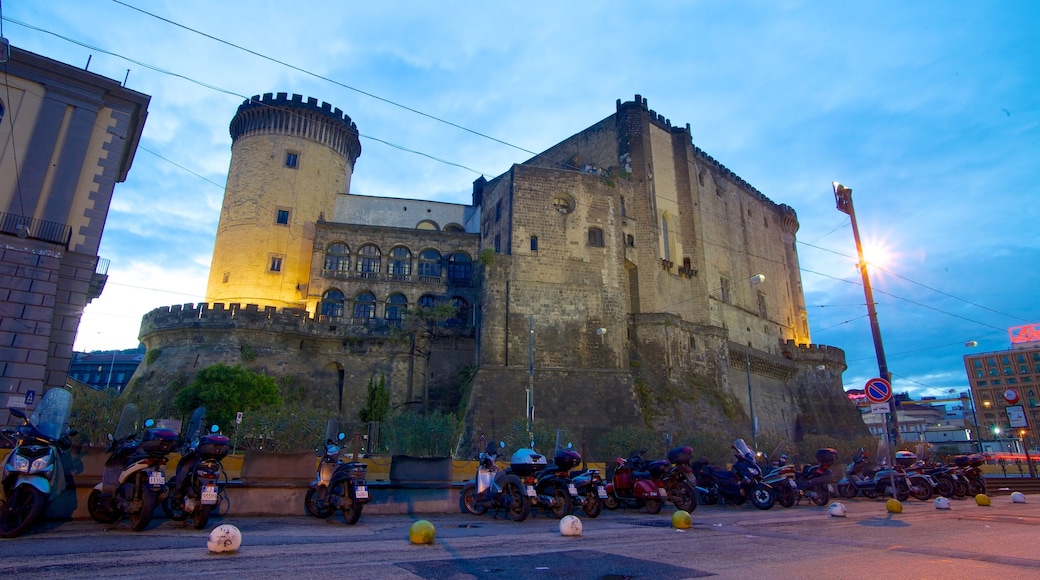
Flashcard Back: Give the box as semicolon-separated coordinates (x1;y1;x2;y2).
2;495;1039;579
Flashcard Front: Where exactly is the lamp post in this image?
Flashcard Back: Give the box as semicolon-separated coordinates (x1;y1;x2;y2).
528;315;535;445
833;182;901;447
746;274;765;450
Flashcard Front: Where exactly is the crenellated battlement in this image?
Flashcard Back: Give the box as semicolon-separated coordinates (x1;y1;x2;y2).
142;302;315;332
229;92;362;162
781;339;847;365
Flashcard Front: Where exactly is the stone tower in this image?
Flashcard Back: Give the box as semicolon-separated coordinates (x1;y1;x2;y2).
205;93;362;310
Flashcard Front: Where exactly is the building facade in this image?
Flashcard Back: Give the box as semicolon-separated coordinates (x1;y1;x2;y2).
963;323;1040;453
133;93;864;450
0;45;149;425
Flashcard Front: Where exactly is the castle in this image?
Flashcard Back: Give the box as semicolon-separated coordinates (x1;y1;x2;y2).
129;93;865;451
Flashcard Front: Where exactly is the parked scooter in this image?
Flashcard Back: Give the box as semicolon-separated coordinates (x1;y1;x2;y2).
951;453;987;496
528;447;583;519
87;404;178;530
459;441;531;521
893;451;935;501
162;407;230;529
569;465;607;518
0;388;76;538
692;439;777;510
836;448;911;501
304;422;370;524
603;452;666;514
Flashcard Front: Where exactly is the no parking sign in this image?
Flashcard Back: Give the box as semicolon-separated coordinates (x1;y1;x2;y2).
864;377;892;404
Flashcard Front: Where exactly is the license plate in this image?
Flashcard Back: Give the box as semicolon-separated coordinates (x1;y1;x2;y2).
567;484;578;496
597;487;608;498
201;484;218;504
149;471;165;486
526;485;537;498
658;488;668;497
355;486;369;500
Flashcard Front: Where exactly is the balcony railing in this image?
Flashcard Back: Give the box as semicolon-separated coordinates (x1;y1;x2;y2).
0;212;72;247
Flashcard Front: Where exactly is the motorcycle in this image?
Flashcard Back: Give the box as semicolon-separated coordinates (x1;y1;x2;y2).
692;439;776;510
603;451;668;514
0;388;76;538
304;423;371;524
894;451;935;501
569;465;608;518
526;447;582;519
87;404;178;530
162;407;230;529
836;448;911;501
951;453;987;496
659;446;698;512
459;441;531;521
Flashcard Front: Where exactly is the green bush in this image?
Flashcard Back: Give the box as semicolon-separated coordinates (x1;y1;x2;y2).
383;410;462;457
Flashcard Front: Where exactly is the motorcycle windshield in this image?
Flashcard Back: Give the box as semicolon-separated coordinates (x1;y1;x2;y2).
184;407;206;443
28;388;72;441
323;419;341;444
113;403;142;440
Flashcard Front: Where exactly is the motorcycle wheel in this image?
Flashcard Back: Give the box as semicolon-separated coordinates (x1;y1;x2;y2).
343;500;363;525
838;483;857;499
935;476;955;498
163;493;189;522
192;503;213;530
670;482;698;512
305;487;334;518
643;498;663;514
967;477;986;496
129;487;156;531
549;484;573;519
603;493;619;510
809;484;830;507
581;491;603;518
459;484;487;515
501;478;530;522
777;486;796;508
697;487;719;505
953;478;969;498
0;486;46;538
751;484;776;510
893;480;911;502
909;476;934;501
87;489;122;524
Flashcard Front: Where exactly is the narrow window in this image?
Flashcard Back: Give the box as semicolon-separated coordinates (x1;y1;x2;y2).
285;151;299;168
269;255;283;272
494;234;501;253
530;236;538;252
720;277;731;304
588;227;604;248
276;209;290;225
758;291;767;318
495;200;502;223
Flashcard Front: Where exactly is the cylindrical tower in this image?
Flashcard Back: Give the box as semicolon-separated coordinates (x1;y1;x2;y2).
205;93;361;310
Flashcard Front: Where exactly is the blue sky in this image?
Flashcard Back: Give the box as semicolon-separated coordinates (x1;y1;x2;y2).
4;1;1037;400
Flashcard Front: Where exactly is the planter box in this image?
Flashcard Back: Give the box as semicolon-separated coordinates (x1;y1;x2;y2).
389;455;453;488
240;450;315;484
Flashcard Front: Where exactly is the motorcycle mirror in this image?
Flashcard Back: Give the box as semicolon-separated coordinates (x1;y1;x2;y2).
10;408;26;420
338;432;346;441
107;433;114;441
68;429;79;437
210;425;220;433
144;419;155;428
567;442;573;449
499;441;506;448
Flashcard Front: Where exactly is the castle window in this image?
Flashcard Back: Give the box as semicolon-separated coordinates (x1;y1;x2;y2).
353;291;376;323
530;236;538;252
444;223;464;232
495;200;502;223
387;246;412;280
494;234;501;253
385;293;408;325
588;227;604;248
720;276;731;304
418;294;438;310
285;151;299;168
447;252;472;285
416;219;439;230
324;243;350;274
276;209;290;225
620;196;627;217
321;290;345;320
222;272;229;283
626;234;635;247
418;249;442;281
758;291;767;318
356;244;381;279
269;254;284;273
552;193;574;215
446;296;470;327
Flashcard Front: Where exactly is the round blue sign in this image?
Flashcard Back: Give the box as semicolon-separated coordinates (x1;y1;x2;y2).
864;378;892;403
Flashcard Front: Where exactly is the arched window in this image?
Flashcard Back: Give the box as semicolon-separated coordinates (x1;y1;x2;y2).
418;294;438;310
356;244;381;278
447;296;470;327
387;246;412;279
320;289;345;320
418;249;442;280
386;293;408;324
324;242;349;274
447;252;472;285
353;291;376;322
416;219;439;230
588;227;604;248
444;223;464;232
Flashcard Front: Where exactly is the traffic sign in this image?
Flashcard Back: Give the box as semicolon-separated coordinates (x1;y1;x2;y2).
870;403;890;414
864;377;893;404
1003;389;1020;404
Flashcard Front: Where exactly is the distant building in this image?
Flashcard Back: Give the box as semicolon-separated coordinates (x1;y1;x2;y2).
963;323;1040;454
68;350;144;393
0;45;149;425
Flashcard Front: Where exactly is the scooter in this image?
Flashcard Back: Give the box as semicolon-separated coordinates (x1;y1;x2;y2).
88;404;178;530
304;423;370;524
951;453;987;496
529;447;583;519
459;441;531;521
569;465;607;518
603;451;668;514
162;407;230;529
0;388;77;538
836;448;911;501
692;439;777;510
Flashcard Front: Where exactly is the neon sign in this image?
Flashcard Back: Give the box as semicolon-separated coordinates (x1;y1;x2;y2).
1009;323;1040;344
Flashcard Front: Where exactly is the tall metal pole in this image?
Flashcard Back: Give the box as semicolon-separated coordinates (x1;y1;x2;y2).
834;183;901;448
528;315;534;445
746;347;757;450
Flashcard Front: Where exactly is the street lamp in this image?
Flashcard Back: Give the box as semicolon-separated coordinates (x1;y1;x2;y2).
747;274;765;450
833;182;901;447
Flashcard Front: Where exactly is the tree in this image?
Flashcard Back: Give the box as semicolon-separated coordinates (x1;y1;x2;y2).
359;374;390;423
395;302;458;415
173;364;282;429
